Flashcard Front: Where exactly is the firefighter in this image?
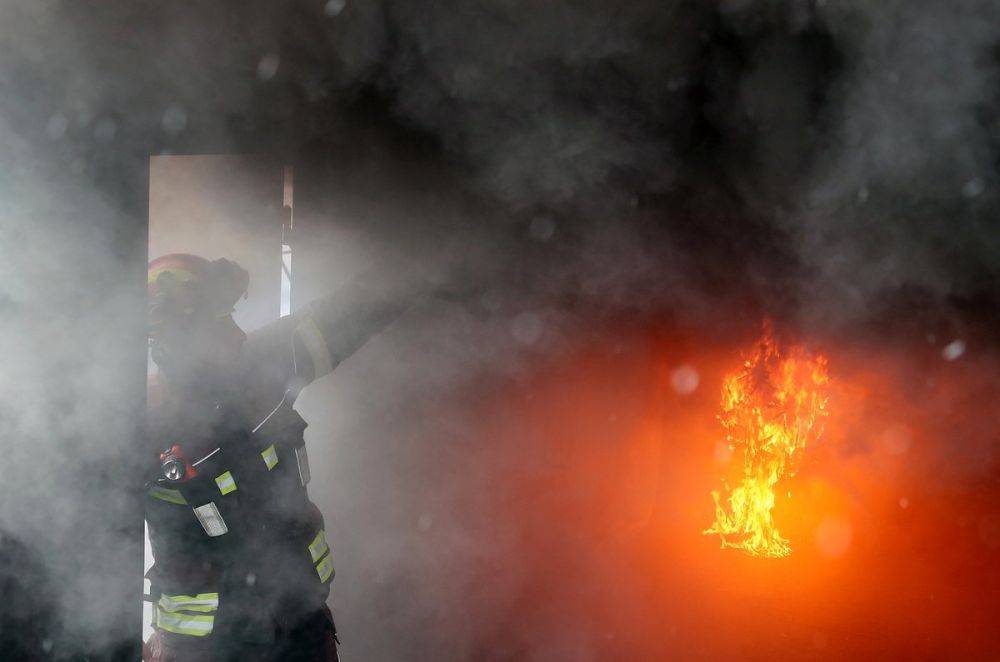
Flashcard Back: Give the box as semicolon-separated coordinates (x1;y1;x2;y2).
143;252;421;661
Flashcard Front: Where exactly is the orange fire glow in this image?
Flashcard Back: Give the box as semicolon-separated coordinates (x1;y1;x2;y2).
704;328;831;557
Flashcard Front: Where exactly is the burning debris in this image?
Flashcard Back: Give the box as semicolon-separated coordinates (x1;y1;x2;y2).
704;327;830;558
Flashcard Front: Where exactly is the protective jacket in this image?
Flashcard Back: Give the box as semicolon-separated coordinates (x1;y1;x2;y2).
145;274;414;660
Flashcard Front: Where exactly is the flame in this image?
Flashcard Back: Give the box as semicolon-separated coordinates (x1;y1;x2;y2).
704;328;830;557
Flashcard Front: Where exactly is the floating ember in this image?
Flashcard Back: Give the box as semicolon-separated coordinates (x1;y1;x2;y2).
704;327;830;557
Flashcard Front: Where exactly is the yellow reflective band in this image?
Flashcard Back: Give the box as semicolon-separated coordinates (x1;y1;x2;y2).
214;471;237;495
295;315;334;379
148;266;197;285
156;608;214;637
158;593;219;614
316;552;335;584
261;444;279;470
308;530;329;563
149;486;187;505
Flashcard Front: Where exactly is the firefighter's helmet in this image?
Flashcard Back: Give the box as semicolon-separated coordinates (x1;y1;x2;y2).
147;253;249;336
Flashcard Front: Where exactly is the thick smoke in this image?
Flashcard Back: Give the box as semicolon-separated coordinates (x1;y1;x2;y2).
0;0;998;659
790;0;1000;324
320;0;1000;327
0;103;144;654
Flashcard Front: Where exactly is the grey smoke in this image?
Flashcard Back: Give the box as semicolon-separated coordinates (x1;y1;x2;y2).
328;0;999;326
7;0;994;325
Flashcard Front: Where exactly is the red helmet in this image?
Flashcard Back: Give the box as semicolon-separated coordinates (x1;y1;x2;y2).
147;254;249;335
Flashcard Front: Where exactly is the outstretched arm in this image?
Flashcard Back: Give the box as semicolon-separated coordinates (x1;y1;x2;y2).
243;267;428;404
291;275;420;384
